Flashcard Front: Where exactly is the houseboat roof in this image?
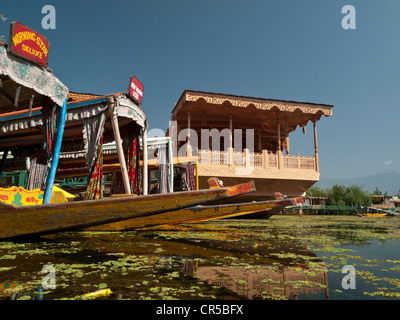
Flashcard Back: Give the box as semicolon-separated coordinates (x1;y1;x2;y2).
0;91;147;152
171;90;333;132
0;43;68;114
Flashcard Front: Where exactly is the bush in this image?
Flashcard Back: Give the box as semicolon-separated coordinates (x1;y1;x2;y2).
307;184;371;207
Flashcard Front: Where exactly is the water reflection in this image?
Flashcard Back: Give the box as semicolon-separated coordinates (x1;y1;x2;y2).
183;261;329;300
9;217;397;300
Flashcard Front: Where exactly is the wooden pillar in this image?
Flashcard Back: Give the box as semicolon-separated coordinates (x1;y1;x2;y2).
313;121;319;172
277;117;281;152
229;114;233;166
0;150;9;175
277;116;283;169
168;137;173;193
142;128;148;195
109;96;131;195
187;111;191;156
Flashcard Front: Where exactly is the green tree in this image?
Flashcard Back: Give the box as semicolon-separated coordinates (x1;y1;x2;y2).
345;185;370;206
372;186;382;195
326;184;347;206
306;186;326;197
307;184;375;207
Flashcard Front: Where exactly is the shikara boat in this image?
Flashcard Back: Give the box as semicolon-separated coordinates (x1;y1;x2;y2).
361;213;388;217
84;190;304;231
0;180;255;239
356;206;393;217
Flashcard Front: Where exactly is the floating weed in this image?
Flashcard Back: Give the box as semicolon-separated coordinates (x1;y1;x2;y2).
312;247;355;253
2;215;400;300
0;255;16;260
364;291;400;298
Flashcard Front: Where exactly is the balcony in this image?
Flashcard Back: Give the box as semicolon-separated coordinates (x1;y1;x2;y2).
195;148;320;196
198;149;317;171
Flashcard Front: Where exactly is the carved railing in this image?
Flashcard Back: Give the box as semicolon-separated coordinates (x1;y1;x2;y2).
198;149;317;171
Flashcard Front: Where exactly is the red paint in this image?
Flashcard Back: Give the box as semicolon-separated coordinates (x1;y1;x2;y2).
26;197;39;204
128;75;143;104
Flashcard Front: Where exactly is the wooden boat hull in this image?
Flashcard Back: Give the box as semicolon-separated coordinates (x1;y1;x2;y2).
84;196;305;231
0;181;255;239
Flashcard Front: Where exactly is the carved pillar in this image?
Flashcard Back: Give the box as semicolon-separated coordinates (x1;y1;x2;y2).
187;111;191;157
228;114;233;166
277;116;283;169
313;121;319;172
142;128;148;195
277;117;281;152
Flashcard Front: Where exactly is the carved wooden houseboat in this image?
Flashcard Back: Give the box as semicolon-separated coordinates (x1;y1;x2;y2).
169;90;333;202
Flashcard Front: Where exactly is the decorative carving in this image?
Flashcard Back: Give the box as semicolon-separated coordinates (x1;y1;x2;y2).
185;92;333;117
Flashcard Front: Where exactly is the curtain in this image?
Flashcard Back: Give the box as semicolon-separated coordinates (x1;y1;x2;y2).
84;135;104;200
111;123;142;195
157;146;170;193
42;102;58;161
177;162;196;191
123;125;140;195
83;112;106;171
82;112;106;200
27;158;48;191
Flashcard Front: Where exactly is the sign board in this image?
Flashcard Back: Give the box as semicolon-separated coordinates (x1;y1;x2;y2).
128;75;144;105
8;22;50;67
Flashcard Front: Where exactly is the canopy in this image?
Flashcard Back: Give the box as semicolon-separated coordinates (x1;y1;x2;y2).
0;44;68;112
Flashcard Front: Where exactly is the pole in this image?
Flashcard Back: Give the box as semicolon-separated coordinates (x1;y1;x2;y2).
168;137;173;193
109;96;131;194
229;114;233;165
313;121;319;172
43;98;67;204
142;128;148;195
0;150;8;175
187;111;191;156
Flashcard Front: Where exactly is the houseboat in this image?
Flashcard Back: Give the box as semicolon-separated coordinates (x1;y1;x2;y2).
169;90;333;202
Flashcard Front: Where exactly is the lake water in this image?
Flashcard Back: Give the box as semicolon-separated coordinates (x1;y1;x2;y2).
1;215;400;300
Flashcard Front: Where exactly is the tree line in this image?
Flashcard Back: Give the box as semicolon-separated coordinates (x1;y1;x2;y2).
306;184;398;207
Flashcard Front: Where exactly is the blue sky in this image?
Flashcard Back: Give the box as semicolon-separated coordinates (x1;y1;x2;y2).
1;0;399;179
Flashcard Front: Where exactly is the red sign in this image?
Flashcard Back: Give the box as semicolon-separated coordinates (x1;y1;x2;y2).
128;75;144;105
8;22;50;67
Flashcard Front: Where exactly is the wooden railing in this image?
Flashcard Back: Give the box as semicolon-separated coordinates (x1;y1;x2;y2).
198;149;317;171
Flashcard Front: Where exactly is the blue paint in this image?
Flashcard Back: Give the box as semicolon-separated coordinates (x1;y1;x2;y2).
43;98;67;204
67;97;107;108
0;97;107;123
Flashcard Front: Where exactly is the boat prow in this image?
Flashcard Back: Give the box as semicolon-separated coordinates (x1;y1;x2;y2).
84;193;304;231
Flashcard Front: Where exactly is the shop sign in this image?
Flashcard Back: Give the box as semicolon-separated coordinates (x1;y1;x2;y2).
128;75;143;105
8;22;50;67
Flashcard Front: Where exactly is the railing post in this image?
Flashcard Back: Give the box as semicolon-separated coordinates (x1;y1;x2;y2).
243;148;249;168
227;147;233;167
262;150;268;169
277;150;283;169
297;153;301;169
